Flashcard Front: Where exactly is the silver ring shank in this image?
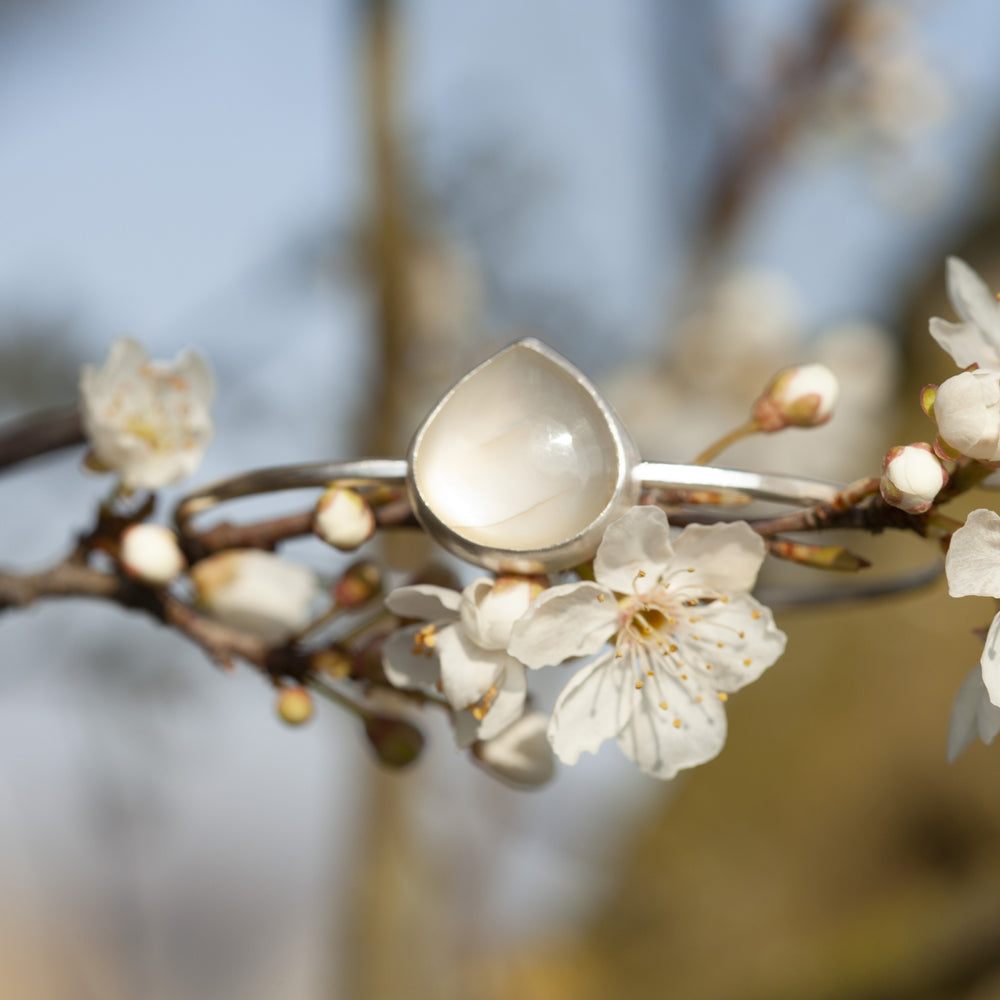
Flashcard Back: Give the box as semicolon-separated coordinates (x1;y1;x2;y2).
636;462;842;506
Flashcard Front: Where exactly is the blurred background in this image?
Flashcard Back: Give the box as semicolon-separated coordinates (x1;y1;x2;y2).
4;0;1000;997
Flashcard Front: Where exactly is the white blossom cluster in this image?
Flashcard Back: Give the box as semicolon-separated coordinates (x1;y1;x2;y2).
381;506;787;782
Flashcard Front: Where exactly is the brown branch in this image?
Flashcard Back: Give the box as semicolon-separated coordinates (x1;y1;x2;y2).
0;560;302;677
184;496;418;558
0;406;85;472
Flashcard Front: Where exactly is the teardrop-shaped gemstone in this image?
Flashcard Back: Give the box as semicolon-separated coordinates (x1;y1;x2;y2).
411;340;628;552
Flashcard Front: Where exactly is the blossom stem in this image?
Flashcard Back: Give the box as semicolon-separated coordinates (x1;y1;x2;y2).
691;420;760;465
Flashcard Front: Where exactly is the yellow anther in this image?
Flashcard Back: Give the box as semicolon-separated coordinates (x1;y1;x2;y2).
597;593;605;602
717;692;728;702
738;631;745;639
743;658;752;666
717;642;724;649
659;701;668;710
687;567;695;573
635;680;644;690
669;644;678;653
680;673;688;681
672;718;682;729
752;611;761;620
646;670;655;677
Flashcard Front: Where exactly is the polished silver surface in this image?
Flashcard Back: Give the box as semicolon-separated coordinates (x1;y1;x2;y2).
405;338;641;574
637;462;842;506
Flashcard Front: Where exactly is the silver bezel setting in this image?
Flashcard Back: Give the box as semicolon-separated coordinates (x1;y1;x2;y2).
405;338;642;574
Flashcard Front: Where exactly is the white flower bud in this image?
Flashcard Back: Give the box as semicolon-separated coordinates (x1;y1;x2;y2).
189;550;319;644
120;523;186;586
879;443;947;514
460;575;544;651
473;712;555;787
314;487;375;551
753;362;839;431
934;369;1000;461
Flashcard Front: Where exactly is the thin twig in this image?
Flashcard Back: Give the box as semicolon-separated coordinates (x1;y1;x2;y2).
0;406;85;472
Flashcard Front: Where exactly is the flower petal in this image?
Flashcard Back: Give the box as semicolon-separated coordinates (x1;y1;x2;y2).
385;584;461;621
459;576;536;651
436;625;506;710
594;505;675;594
617;674;728;779
508;582;618;669
670;521;766;594
947;664;1000;763
943;257;1000;362
675;595;786;692
547;652;631;765
381;624;440;691
475;662;528;741
946;509;1000;598
981;612;1000;708
474;712;555;786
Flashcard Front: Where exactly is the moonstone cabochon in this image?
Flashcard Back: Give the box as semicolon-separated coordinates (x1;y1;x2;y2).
407;339;640;573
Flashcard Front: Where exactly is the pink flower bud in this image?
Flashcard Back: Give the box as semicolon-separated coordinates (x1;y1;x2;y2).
120;523;186;586
752;363;839;431
880;443;947;513
314;487;375;551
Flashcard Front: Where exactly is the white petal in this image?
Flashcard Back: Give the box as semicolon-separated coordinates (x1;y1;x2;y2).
674;595;787;692
981;612;1000;708
475;712;555;786
450;709;480;749
508;582;618;669
947;664;1000;763
944;257;1000;361
436;625;506;710
385;584;461;621
459;576;536;651
594;505;675;594
547;653;631;765
381;625;440;691
928;318;1000;372
474;662;528;741
670;521;766;594
174;349;216;403
946;509;1000;597
617;674;728;779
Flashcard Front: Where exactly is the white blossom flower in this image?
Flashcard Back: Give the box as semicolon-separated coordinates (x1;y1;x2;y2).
879;442;947;514
929;257;1000;370
508;506;786;780
120;523;186;586
947;665;1000;763
189;549;319;644
80;337;214;490
752;362;839;431
934;369;1000;462
946;508;1000;709
473;712;555;787
382;576;538;742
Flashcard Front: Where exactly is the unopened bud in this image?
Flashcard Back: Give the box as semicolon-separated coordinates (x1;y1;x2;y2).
120;523;186;586
334;560;381;609
310;647;353;679
364;715;424;768
277;685;313;725
880;442;947;513
933;370;1000;462
752;363;839;431
473;713;555;787
314;487;375;551
462;575;545;651
190;550;319;644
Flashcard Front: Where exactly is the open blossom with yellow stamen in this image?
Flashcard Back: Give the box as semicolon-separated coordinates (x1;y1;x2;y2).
80;337;214;490
508;506;787;779
382;576;541;743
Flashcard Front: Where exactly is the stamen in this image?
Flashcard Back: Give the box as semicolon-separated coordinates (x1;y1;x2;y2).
717;692;728;702
659;701;668;710
635;680;644;690
672;718;682;728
